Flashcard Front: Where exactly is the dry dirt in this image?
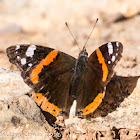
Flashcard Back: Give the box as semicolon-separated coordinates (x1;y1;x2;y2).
0;0;140;140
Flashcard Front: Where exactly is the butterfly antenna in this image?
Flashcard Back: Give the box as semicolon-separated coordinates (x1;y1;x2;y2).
65;22;81;51
83;18;98;48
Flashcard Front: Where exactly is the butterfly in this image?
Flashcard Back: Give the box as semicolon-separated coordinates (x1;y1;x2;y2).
6;41;123;117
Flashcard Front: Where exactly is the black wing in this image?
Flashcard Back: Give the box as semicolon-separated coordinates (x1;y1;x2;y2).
76;42;123;116
7;45;76;116
88;41;123;87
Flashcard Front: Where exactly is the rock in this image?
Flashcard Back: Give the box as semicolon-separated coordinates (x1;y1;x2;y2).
0;24;22;34
0;68;57;139
0;67;31;101
120;57;137;69
0;68;140;139
0;97;55;140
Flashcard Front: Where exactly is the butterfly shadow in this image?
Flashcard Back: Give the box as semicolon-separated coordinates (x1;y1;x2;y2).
87;75;140;119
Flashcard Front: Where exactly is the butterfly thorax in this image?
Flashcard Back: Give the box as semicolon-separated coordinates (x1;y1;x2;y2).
75;48;88;74
69;47;88;102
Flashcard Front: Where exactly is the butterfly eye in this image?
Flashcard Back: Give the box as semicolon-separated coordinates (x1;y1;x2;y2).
83;46;88;56
85;51;88;56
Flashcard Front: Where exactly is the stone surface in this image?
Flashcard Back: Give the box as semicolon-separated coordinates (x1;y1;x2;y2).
0;68;31;101
0;69;140;139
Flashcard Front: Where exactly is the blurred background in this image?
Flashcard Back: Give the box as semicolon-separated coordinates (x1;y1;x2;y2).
0;0;140;76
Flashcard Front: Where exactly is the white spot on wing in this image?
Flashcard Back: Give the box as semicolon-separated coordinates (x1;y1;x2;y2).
21;58;26;65
111;55;115;62
16;45;20;50
69;100;77;118
107;42;113;55
116;42;119;47
17;56;20;59
26;45;36;57
28;63;32;67
108;61;111;64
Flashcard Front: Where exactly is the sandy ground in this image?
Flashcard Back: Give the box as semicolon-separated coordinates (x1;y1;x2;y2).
0;0;140;139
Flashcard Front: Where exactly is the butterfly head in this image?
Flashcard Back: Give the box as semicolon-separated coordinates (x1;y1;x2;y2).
79;46;88;57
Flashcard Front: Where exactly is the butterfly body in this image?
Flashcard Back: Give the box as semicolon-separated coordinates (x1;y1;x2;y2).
6;41;123;117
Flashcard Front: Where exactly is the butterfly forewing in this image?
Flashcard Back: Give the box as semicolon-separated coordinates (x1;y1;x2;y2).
88;41;123;87
7;45;75;86
7;45;55;86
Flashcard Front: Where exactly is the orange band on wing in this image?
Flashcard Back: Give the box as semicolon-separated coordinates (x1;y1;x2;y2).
96;49;108;82
82;90;105;115
30;50;58;84
32;91;62;116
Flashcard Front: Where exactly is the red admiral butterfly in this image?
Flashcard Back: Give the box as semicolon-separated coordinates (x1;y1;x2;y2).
6;41;123;117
